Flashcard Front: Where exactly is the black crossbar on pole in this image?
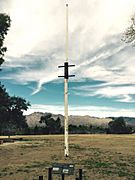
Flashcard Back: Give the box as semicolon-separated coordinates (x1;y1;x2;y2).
68;64;75;67
58;76;65;78
58;62;75;80
68;75;75;77
58;65;64;68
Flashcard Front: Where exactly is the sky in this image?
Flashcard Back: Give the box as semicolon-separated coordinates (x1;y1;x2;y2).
0;0;135;117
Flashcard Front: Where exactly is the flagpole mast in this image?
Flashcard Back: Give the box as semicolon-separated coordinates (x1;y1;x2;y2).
58;2;75;157
66;3;68;63
64;3;69;157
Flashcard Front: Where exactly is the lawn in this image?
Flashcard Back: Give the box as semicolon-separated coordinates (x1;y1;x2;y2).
0;134;135;180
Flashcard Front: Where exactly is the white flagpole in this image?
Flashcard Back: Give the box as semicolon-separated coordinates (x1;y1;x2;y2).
64;2;69;157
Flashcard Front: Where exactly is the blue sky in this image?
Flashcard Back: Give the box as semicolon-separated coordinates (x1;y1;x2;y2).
1;0;135;117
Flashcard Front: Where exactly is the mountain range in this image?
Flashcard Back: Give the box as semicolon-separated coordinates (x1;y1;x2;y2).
26;112;112;128
26;112;135;128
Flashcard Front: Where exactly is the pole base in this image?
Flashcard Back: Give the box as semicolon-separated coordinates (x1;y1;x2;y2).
65;154;69;157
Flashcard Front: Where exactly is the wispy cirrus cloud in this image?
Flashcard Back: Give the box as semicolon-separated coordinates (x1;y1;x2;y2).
1;0;135;92
72;84;135;103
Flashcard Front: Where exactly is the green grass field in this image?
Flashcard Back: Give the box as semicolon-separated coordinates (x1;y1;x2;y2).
0;134;135;180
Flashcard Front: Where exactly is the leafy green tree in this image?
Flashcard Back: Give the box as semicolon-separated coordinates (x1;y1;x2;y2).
0;84;30;135
9;96;30;132
55;117;62;133
0;83;10;109
0;83;10;134
40;114;62;134
108;117;132;134
0;13;11;67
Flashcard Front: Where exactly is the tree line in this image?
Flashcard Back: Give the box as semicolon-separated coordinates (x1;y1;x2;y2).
27;114;134;135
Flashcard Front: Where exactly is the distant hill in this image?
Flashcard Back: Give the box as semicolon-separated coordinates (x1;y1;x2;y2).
26;112;112;128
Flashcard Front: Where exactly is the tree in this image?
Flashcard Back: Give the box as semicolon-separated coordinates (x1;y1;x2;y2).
122;16;135;45
55;117;62;133
9;96;30;132
0;13;11;67
108;117;132;134
0;83;10;134
0;84;30;135
40;114;62;134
